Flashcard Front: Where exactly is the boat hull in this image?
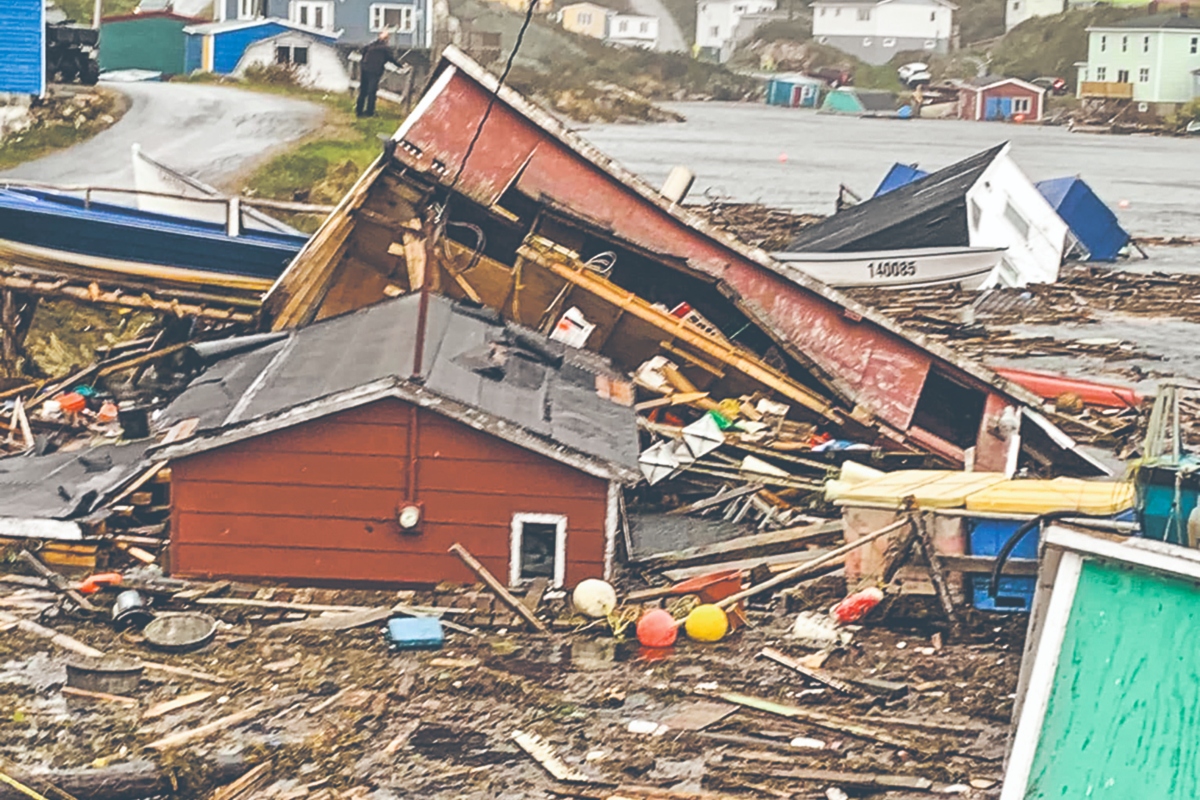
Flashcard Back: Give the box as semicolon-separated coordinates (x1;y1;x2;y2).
0;188;307;283
771;246;1006;289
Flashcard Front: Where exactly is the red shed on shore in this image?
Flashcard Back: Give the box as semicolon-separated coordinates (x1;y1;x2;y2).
955;76;1046;122
157;294;640;588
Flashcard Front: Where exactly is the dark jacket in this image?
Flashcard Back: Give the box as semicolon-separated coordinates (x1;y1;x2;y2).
360;39;394;76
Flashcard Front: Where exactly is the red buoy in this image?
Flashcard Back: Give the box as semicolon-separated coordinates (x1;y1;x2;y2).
636;609;678;648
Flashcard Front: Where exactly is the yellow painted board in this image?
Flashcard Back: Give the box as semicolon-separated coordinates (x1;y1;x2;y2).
964;477;1135;516
835;470;1006;509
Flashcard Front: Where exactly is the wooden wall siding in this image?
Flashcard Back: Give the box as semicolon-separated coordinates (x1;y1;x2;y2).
171;398;610;586
1026;559;1200;796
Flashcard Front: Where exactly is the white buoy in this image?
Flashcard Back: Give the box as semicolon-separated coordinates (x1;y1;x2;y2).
573;579;617;618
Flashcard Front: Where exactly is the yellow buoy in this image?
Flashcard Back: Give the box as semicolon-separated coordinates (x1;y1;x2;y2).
684;604;728;642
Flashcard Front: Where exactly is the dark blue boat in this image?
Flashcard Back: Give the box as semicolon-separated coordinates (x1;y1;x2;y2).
0;187;309;289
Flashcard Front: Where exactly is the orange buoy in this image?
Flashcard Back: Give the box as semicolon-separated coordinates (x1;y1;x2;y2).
636;609;677;648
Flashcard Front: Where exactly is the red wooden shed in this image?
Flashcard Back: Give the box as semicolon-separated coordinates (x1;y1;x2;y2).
157;294;640;589
955;76;1046;122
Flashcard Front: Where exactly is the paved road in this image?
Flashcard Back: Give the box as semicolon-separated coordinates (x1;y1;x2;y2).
629;0;688;53
1;82;325;189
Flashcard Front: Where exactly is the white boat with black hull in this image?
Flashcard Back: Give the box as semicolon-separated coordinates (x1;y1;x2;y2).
772;245;1006;290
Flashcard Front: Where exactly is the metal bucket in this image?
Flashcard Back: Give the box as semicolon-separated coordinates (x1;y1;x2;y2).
112;589;154;631
142;613;217;653
65;655;143;695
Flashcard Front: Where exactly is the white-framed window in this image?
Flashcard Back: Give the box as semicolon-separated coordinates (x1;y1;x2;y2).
510;513;567;588
1192;36;1198;54
1117;68;1129;83
1099;34;1106;52
1004;200;1030;240
617;19;628;31
929;10;935;20
238;0;258;19
1143;35;1149;53
1012;1;1020;11
857;7;871;20
1095;66;1106;81
883;36;895;47
1139;66;1150;83
1121;35;1127;52
291;1;334;30
579;11;592;23
370;3;416;32
639;20;649;32
710;24;719;35
1013;96;1031;113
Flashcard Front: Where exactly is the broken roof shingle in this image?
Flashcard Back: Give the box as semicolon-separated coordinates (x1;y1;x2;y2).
0;442;150;520
159;294;641;481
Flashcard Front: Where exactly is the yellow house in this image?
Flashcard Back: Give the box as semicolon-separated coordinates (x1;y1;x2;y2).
558;2;611;39
493;0;555;13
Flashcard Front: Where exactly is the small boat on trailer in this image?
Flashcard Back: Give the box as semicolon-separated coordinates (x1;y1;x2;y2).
771;245;1006;290
0;186;309;293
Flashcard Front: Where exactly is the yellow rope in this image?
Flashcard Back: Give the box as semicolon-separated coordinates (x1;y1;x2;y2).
0;771;53;800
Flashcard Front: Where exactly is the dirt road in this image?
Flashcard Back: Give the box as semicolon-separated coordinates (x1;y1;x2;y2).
0;81;325;188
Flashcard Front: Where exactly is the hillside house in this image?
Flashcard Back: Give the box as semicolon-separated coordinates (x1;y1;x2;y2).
810;0;956;65
1076;11;1200;115
608;12;660;47
158;294;639;588
954;75;1046;121
558;2;610;38
214;0;434;48
695;0;779;62
1005;0;1062;33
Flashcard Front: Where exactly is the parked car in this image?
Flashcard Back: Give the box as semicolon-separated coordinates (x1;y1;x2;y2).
1033;76;1069;95
897;62;932;87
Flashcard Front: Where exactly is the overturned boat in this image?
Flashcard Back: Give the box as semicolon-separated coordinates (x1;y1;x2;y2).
773;245;1006;289
0;185;309;293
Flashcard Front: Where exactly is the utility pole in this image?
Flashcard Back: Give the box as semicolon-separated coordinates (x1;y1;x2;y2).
93;0;102;28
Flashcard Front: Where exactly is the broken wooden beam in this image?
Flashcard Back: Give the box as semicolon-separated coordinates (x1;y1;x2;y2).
449;542;550;634
635;520;842;571
142;691;214;721
0;611;104;658
61;686;139;706
758;647;860;695
145;707;264;751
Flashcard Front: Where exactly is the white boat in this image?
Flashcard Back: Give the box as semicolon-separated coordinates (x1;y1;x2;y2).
771;245;1006;290
131;144;300;235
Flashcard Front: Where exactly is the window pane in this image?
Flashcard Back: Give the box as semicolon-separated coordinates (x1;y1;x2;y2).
276;46;289;63
294;46;308;64
519;522;558;579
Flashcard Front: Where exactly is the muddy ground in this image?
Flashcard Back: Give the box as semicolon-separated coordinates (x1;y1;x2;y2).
1;573;1019;799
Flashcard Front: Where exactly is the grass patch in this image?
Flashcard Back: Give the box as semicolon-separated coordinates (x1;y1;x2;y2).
989;6;1142;81
220;78;406;232
0;90;125;171
54;0;139;24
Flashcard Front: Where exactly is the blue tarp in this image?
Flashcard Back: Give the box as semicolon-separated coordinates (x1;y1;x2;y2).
873;163;929;197
1036;177;1129;262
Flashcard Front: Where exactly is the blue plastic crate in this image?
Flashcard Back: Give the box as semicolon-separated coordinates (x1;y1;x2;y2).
966;518;1038;612
384;616;444;650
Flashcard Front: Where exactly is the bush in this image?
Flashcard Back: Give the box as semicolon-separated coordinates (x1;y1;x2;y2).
1172;99;1200;130
243;63;305;87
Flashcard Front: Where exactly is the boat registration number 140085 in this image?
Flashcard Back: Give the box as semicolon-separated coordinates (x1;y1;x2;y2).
867;260;917;279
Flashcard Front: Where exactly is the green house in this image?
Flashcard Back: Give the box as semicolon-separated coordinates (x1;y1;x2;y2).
100;11;204;76
1078;11;1200;114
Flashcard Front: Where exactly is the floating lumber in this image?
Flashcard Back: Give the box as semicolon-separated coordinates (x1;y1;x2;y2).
635;520;843;571
144;707;264;751
449;543;550;634
718;692;933;752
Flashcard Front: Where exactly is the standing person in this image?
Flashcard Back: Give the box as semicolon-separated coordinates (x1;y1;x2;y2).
357;30;394;118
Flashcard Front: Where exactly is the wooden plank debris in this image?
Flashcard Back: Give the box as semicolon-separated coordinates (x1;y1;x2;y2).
16;550;98;613
758;648;860;695
142;691;215;720
512;730;603;784
145;707;264;751
0;611;104;658
717;692;932;752
449;543;550;634
267;606;394;635
139;660;227;685
207;762;271;800
61;686;139;706
636;520;842;570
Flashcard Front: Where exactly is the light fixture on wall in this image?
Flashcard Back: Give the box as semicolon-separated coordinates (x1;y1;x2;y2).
398;502;423;532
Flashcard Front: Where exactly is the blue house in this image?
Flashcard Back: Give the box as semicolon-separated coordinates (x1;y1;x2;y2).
1036;177;1130;263
183;18;339;74
214;0;433;49
0;0;45;96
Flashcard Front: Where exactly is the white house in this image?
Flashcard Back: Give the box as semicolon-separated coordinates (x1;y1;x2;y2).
607;12;659;48
1004;0;1062;33
810;0;956;65
234;30;350;91
695;0;779;62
